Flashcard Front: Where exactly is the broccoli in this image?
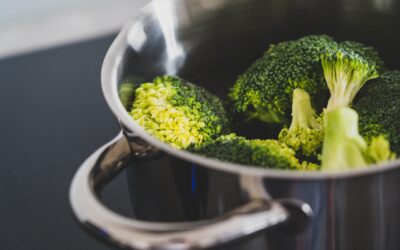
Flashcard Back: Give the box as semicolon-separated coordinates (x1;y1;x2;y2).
320;44;380;111
129;76;232;149
277;40;385;162
367;136;396;163
278;88;323;159
228;36;385;125
118;76;145;109
353;71;400;154
119;83;138;109
229;35;337;124
120;35;394;172
340;41;386;72
189;134;319;170
321;107;395;171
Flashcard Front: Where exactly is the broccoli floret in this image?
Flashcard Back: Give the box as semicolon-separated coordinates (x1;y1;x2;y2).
189;134;318;170
320;45;380;111
353;71;400;154
118;76;145;109
366;136;396;163
119;83;138;109
340;41;385;72
229;35;337;124
129;76;232;149
278;88;323;158
321;108;394;171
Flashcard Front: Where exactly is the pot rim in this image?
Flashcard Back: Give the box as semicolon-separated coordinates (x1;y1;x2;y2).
101;0;400;180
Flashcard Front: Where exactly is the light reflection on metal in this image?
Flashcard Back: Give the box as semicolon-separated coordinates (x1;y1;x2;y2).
128;21;147;52
191;165;197;194
240;175;270;200
154;0;185;75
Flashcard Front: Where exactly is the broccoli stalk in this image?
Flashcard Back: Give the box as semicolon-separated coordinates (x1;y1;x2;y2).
278;88;323;158
321;107;395;171
321;49;379;111
321;108;368;171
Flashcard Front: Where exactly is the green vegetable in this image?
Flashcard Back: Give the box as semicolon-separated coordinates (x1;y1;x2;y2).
189;134;319;170
229;35;337;124
129;75;231;149
118;76;145;109
366;136;396;163
278;88;323;159
320;45;380;110
119;83;138;109
340;41;386;72
321;108;394;171
119;35;395;172
353;71;400;154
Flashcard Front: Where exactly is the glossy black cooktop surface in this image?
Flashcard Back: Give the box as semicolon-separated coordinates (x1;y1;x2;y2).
0;34;134;250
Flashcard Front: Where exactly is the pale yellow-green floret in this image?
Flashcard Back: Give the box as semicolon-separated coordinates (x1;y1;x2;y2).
131;81;214;149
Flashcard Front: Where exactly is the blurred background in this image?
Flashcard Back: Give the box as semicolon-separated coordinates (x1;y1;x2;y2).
0;1;148;249
0;0;148;58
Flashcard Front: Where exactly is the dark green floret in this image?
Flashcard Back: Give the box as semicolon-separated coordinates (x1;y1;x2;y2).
278;88;323;159
321;107;395;171
128;75;232;149
320;46;380;110
339;41;385;72
353;71;400;154
189;134;319;170
229;35;337;124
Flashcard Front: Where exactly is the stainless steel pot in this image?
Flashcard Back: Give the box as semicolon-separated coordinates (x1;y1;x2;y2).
69;0;400;249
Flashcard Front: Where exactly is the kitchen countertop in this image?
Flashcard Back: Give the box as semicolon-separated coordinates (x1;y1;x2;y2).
0;34;134;250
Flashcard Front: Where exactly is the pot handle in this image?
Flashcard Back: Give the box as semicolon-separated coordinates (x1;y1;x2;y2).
70;133;306;250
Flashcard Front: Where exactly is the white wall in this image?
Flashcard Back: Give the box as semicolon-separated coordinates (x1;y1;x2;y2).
0;0;149;58
0;0;104;27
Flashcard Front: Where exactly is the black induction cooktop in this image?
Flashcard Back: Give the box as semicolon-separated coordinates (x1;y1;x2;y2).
0;34;135;250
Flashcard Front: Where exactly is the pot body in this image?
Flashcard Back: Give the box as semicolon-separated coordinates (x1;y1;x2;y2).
104;0;400;249
126;151;400;250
